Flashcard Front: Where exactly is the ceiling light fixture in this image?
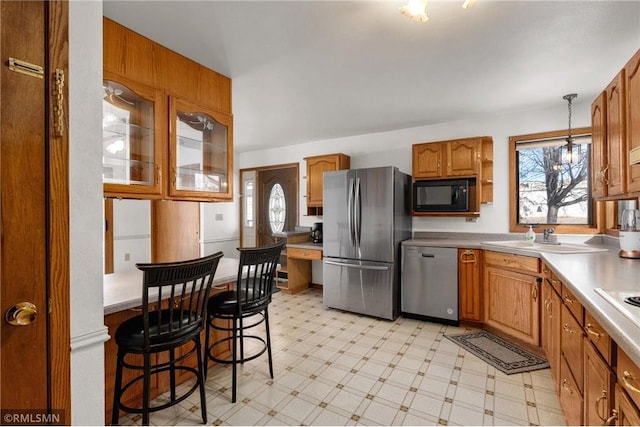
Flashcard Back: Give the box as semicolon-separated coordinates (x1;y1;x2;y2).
461;0;477;9
400;0;429;23
400;0;476;23
562;93;580;165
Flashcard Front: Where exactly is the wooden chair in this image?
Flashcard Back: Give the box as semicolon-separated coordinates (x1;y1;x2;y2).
111;252;224;426
204;241;285;402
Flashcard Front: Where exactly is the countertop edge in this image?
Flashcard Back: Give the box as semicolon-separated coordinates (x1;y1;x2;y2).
404;237;640;367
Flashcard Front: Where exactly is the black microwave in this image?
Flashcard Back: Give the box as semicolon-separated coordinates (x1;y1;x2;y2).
413;178;473;212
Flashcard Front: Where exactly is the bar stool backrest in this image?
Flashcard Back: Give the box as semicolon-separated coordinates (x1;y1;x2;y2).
136;251;224;351
235;242;285;315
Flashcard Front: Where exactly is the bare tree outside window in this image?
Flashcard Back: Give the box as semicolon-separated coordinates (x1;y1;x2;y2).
517;140;591;225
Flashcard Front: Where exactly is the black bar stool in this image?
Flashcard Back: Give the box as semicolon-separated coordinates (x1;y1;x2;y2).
111;252;224;426
204;241;284;402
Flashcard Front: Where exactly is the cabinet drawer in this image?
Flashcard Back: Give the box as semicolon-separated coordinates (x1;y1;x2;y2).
561;284;584;326
561;304;584;393
618;348;640;410
584;311;614;365
484;251;539;274
559;355;583;426
541;263;562;294
288;247;322;260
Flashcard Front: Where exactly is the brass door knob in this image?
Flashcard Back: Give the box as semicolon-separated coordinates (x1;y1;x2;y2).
5;302;37;326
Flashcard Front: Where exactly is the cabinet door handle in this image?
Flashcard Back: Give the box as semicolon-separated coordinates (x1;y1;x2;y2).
531;285;538;301
562;324;574;334
562;379;574;394
622;371;640;395
563;294;574;304
604;409;618;426
585;324;602;339
601;166;609;185
595;390;608;423
459;250;477;264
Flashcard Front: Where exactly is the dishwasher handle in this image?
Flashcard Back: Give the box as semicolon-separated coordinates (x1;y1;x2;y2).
421;253;435;258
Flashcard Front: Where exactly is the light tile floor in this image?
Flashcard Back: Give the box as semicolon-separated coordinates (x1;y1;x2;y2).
117;288;566;426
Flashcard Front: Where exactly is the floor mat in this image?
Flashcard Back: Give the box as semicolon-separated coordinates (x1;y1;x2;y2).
444;330;549;375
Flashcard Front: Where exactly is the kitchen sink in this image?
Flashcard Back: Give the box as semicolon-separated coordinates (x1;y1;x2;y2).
481;240;609;254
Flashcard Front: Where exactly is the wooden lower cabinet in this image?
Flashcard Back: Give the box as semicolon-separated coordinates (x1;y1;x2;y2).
560;354;584;426
541;278;561;388
279;245;322;295
561;304;585;394
615;384;640;425
104;282;232;421
483;256;540;346
458;248;482;322
584;340;615;425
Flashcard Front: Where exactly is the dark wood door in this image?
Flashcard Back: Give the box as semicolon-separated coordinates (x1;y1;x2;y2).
257;167;298;247
1;0;49;413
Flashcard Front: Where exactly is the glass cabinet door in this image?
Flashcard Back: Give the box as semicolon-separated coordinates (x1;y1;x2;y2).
102;75;163;196
169;96;233;200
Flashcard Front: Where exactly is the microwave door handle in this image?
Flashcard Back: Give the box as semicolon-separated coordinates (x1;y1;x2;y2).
452;187;460;204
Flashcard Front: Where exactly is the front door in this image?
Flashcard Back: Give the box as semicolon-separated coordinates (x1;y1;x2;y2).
1;1;69;422
257;166;298;247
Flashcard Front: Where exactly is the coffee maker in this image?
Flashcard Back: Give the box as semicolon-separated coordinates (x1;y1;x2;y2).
310;222;323;244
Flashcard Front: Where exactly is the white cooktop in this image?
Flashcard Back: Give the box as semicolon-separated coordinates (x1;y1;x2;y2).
595;288;640;329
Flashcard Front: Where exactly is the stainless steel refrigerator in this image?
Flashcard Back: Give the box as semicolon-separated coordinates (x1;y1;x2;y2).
322;166;411;320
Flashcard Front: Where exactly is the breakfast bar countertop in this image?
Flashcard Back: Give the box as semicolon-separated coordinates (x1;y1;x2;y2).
103;257;240;315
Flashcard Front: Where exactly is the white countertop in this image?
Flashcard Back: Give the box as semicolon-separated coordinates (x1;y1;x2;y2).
287;242;323;251
103;257;240;315
405;236;640;367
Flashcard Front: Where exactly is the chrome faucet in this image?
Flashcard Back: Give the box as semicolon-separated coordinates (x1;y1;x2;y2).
543;228;555;243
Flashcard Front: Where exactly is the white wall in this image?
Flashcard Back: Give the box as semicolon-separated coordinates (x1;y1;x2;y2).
69;1;107;425
239;101;592;234
112;199;151;272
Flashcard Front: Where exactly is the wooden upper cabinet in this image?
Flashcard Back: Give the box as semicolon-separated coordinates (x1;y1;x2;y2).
169;96;233;201
591;91;608;200
413;143;443;178
103;73;164;197
304;153;350;214
446;139;480;176
626;49;640;194
413;138;480;179
103;18;233;201
606;70;627;197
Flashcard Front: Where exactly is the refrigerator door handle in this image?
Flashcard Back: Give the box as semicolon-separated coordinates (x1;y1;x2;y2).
324;260;390;271
348;177;355;247
354;177;361;248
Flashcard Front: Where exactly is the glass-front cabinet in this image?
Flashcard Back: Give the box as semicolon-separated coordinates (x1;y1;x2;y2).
102;74;164;197
169;96;233;200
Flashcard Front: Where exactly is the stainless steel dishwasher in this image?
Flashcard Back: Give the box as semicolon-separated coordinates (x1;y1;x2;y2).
401;245;459;324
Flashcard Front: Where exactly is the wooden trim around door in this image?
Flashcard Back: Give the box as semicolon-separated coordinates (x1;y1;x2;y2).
239;163;299;248
47;0;71;422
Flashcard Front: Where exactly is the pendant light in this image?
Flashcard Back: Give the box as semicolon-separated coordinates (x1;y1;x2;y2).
563;93;580;165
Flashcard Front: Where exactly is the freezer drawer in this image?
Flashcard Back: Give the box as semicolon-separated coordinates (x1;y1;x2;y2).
401;246;458;323
323;257;398;320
